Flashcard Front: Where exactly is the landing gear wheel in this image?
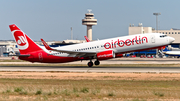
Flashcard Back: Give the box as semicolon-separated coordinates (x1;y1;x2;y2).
94;60;100;65
87;62;93;67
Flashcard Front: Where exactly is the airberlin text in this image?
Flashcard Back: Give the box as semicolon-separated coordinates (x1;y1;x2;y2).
104;36;148;49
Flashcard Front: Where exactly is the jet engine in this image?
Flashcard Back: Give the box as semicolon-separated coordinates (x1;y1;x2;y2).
96;50;115;60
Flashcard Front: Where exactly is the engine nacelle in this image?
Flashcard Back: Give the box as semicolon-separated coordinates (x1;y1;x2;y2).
96;50;115;60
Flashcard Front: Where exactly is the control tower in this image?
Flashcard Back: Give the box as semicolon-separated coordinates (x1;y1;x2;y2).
82;10;97;41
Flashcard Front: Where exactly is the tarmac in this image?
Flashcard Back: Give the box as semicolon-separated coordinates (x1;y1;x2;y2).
0;57;179;65
0;57;180;73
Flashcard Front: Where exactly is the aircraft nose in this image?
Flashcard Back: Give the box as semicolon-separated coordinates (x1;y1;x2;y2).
169;37;175;43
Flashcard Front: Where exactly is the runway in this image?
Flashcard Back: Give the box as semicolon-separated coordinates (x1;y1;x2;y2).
0;66;180;73
0;58;180;73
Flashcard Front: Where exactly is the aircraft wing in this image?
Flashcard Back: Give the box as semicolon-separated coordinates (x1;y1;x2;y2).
41;39;96;57
9;54;30;57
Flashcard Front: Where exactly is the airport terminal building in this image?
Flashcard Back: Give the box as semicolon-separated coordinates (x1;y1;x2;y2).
128;23;180;57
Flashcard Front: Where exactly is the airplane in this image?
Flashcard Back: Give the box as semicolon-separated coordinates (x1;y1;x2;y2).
163;51;180;58
84;36;90;42
9;24;175;67
162;47;180;58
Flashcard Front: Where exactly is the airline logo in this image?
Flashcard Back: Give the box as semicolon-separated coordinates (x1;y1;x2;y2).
104;36;148;49
13;30;29;50
17;36;26;45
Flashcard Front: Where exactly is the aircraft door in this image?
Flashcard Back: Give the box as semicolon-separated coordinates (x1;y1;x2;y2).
166;37;169;42
38;53;43;61
151;35;155;43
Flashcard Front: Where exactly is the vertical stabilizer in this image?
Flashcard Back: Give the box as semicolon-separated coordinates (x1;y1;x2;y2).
9;24;42;54
84;36;90;42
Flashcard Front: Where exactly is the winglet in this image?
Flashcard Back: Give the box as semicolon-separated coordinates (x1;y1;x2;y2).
40;39;54;50
84;36;90;42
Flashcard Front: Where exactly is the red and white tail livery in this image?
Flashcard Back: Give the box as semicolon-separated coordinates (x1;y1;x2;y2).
9;24;42;54
9;24;175;67
84;36;90;42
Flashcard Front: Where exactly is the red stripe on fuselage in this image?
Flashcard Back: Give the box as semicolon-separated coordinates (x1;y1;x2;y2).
19;50;79;63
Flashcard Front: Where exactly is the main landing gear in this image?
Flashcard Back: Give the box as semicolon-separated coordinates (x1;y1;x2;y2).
94;60;100;65
87;60;100;67
87;61;93;67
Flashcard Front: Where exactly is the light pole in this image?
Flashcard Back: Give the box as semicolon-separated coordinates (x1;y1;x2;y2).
153;13;161;33
153;13;161;58
71;27;73;40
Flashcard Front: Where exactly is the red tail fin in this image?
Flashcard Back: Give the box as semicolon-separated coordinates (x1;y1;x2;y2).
9;24;42;54
41;39;53;50
84;36;90;42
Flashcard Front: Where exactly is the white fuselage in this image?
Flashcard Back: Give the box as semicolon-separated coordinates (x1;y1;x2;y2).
45;33;174;57
163;51;180;56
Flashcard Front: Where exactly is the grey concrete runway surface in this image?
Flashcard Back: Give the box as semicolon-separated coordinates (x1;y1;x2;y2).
0;66;180;73
1;58;180;65
0;58;180;73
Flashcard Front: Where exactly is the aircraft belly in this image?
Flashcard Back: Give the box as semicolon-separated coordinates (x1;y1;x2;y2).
42;55;79;63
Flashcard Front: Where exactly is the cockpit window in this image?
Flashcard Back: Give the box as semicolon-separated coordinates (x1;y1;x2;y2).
160;35;167;38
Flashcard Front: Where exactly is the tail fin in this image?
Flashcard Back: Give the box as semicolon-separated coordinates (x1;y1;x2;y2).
84;36;90;42
163;46;171;51
41;39;54;50
9;24;42;54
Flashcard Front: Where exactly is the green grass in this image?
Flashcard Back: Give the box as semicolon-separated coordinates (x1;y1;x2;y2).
35;89;42;95
14;87;23;92
108;92;115;96
80;87;89;93
0;78;180;100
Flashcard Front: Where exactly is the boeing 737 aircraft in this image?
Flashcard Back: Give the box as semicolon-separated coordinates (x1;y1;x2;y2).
9;24;175;67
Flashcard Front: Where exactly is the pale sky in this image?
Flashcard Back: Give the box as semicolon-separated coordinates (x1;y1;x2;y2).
0;0;180;41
